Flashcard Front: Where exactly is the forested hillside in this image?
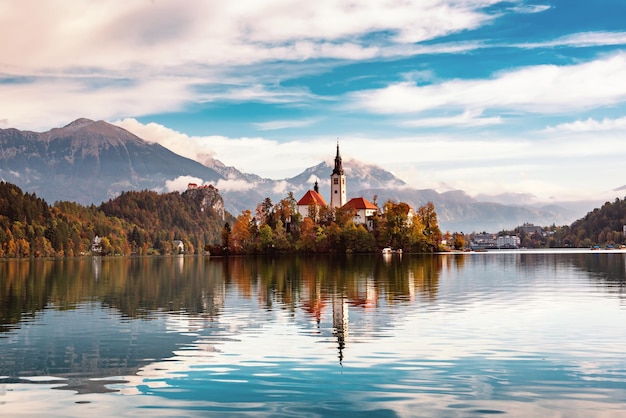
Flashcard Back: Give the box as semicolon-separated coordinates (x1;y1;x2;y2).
99;189;229;254
560;197;626;247
0;182;229;257
0;181;444;257
506;197;626;248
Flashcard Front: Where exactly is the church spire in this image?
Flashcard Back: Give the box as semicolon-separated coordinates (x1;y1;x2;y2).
330;141;347;209
332;141;343;175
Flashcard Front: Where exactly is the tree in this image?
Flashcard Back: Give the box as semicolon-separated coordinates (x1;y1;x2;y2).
276;193;298;230
99;236;113;255
380;200;411;249
230;210;254;254
259;224;274;253
334;206;356;228
453;233;466;250
273;220;291;251
256;197;275;228
416;202;442;251
298;217;317;252
221;222;231;250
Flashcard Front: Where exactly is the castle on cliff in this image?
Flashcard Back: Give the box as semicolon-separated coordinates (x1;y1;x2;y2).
184;183;225;221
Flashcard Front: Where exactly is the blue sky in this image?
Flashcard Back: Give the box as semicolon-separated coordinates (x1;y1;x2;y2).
2;0;626;202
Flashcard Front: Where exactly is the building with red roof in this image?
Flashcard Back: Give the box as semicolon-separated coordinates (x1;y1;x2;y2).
296;144;380;229
296;181;328;220
343;197;378;230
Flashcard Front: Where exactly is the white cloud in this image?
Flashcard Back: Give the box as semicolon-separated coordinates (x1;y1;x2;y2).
3;0;624;205
543;116;626;133
351;52;626;115
164;176;205;193
163;173;256;193
114;118;332;179
404;108;502;127
517;31;626;49
0;78;192;131
509;4;551;14
254;118;318;131
1;1;499;74
305;175;322;186
215;177;256;192
0;0;508;130
114;118;217;164
197;84;317;104
272;180;291;194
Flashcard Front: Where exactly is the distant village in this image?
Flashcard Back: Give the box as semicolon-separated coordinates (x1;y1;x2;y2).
468;223;547;250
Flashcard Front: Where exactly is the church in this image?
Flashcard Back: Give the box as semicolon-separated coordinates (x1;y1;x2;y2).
296;144;378;229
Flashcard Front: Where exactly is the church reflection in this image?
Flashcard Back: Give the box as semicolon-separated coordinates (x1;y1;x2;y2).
0;254;445;391
332;290;348;365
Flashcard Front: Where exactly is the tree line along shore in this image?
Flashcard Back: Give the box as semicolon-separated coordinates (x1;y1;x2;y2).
2;181;626;257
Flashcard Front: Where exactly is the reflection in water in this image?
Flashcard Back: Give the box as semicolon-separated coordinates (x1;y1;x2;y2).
332;291;348;365
0;255;442;384
0;252;625;416
92;256;101;281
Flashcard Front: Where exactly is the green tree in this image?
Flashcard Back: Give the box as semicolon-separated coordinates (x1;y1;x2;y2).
259;224;274;253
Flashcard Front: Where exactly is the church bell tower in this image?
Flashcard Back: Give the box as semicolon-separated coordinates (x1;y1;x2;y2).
330;142;346;209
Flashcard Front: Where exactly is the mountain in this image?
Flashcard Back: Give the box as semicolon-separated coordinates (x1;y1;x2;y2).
1;119;594;232
0;118;224;205
205;158;581;232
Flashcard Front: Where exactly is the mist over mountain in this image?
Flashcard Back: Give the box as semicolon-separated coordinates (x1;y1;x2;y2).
0;119;594;232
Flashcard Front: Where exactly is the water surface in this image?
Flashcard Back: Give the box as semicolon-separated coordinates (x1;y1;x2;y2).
1;252;625;417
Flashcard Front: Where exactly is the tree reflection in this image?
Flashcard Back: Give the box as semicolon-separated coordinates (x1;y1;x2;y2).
0;254;445;374
2;252;624;393
0;255;446;332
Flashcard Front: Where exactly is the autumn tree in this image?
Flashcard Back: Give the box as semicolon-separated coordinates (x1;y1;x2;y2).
453;233;466;250
298;217;318;252
380;200;412;249
256;197;275;228
230;210;254;254
334;206;357;228
416;202;442;252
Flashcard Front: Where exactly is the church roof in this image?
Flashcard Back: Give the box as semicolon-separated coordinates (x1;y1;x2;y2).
332;142;344;175
297;190;328;206
343;197;377;210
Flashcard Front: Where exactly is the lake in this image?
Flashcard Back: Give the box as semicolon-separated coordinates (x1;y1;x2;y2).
1;251;625;417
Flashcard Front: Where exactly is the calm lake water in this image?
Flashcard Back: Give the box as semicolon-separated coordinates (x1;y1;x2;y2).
1;251;625;417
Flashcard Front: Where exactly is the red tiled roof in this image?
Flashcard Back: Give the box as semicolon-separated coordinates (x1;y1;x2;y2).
297;190;328;206
343;197;377;210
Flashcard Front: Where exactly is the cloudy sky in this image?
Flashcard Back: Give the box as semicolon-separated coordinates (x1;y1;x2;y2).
2;0;626;203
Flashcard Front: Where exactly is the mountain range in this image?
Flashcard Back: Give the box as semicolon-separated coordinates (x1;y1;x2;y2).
0;119;601;232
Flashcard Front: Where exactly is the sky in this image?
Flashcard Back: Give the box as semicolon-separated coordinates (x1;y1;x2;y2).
2;0;626;203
